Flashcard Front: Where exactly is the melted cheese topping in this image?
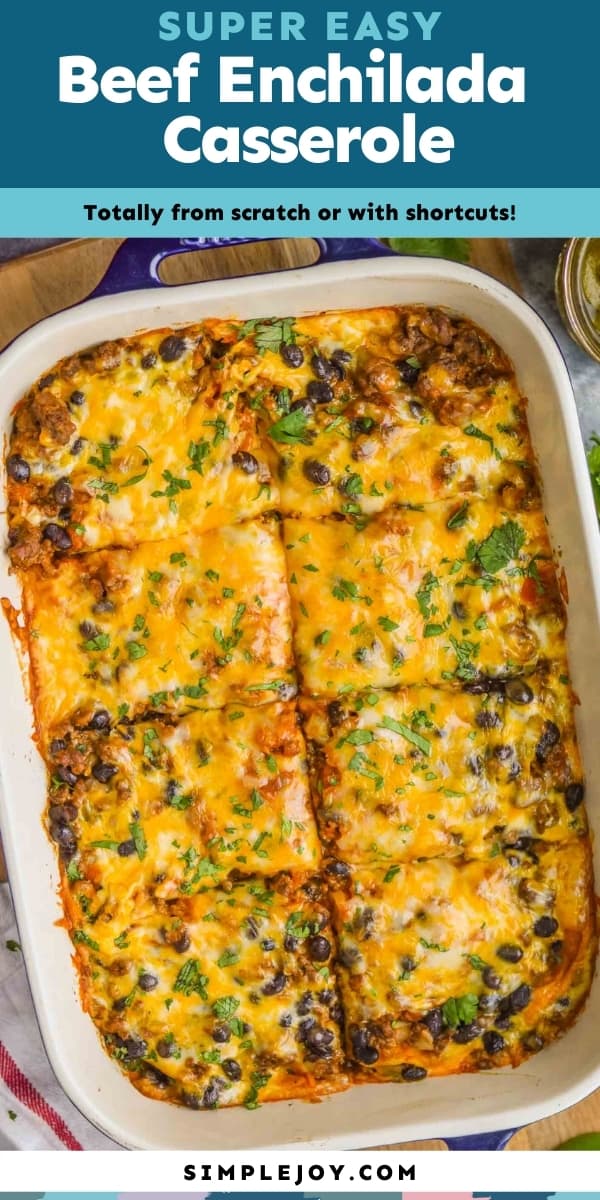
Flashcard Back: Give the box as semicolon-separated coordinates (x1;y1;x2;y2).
24;520;295;733
6;304;596;1110
301;669;585;865
329;842;595;1078
285;502;563;693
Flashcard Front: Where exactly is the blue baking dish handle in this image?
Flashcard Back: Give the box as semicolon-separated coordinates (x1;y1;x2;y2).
90;236;396;297
445;1127;518;1151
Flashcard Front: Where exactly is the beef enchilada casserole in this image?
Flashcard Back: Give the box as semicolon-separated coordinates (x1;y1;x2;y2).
4;304;596;1110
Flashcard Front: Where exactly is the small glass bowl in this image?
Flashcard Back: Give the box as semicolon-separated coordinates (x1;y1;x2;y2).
555;237;600;364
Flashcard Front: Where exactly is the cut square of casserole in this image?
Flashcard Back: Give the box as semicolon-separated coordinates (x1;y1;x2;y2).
284;501;564;695
301;668;586;866
6;324;277;565
47;702;320;884
328;842;596;1081
208;306;537;518
23;519;295;734
64;871;348;1108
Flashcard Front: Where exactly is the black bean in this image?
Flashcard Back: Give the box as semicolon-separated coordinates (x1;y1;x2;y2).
70;390;85;405
495;1015;512;1030
143;1064;170;1090
156;1038;176;1058
124;1035;147;1060
522;1031;544;1053
453;1022;482;1044
93;598;116;615
476;710;501;730
549;939;564;963
222;1058;242;1081
50;822;77;854
327;700;347;728
303;459;331;486
284;934;298;953
534;915;559;938
89;708;110;731
482;967;502;990
397;360;421;386
468;754;484;777
232;450;259;475
408;400;425;419
202;1079;224;1108
39;374;56;389
351;1027;379;1064
244;916;260;941
159;335;186;362
494;744;513;762
70;438;85;456
92;761;117;784
289;398;314;416
311;354;334;380
463;675;505;696
452;600;467;621
141;352;157;369
181;1090;201;1109
401;1064;427;1081
42;523;72;551
478;993;499;1013
49;803;77;824
307;380;333;405
401;956;416;974
280;343;304;368
212;1024;231;1044
52;478;73;506
118;839;136;857
350;416;376;437
261;937;276;951
422;1007;444;1038
304;1023;335;1058
326;859;350;877
319;988;333;1004
482;1030;505;1055
297;991;313;1015
138;972;158;992
262;972;287;996
307;935;331;963
50;738;67;754
279;1012;293;1027
80;620;99;640
55;764;78;788
332;348;352;364
496;943;523;963
172;930;191;953
507;984;531;1013
565;782;584;812
505;678;534;705
535;720;561;763
6;454;30;483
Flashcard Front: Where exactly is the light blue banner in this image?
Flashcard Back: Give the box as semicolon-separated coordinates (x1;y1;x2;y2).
0;189;598;237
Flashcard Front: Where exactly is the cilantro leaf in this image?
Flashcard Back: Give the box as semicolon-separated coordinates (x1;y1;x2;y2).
587;434;600;519
268;409;310;445
173;958;209;998
475;520;526;574
378;714;431;756
442;993;479;1028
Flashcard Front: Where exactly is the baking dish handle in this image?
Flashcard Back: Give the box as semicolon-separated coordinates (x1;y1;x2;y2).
90;236;395;297
444;1127;518;1151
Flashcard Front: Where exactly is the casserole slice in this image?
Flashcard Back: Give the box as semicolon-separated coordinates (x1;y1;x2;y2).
6;323;277;564
301;666;586;865
284;501;564;694
46;701;320;885
63;869;348;1109
329;843;596;1081
23;517;295;736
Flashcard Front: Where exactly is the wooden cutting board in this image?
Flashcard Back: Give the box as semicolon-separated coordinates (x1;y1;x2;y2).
0;236;597;1151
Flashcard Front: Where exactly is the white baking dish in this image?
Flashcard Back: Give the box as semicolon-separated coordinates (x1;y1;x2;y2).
1;244;599;1151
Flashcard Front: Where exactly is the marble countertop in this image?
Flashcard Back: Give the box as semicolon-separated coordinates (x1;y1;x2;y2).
0;237;598;444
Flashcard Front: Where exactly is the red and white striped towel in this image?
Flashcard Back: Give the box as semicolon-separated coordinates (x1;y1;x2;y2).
0;883;119;1149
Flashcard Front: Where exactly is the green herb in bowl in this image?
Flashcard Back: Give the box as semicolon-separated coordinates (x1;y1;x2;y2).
587;435;600;519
